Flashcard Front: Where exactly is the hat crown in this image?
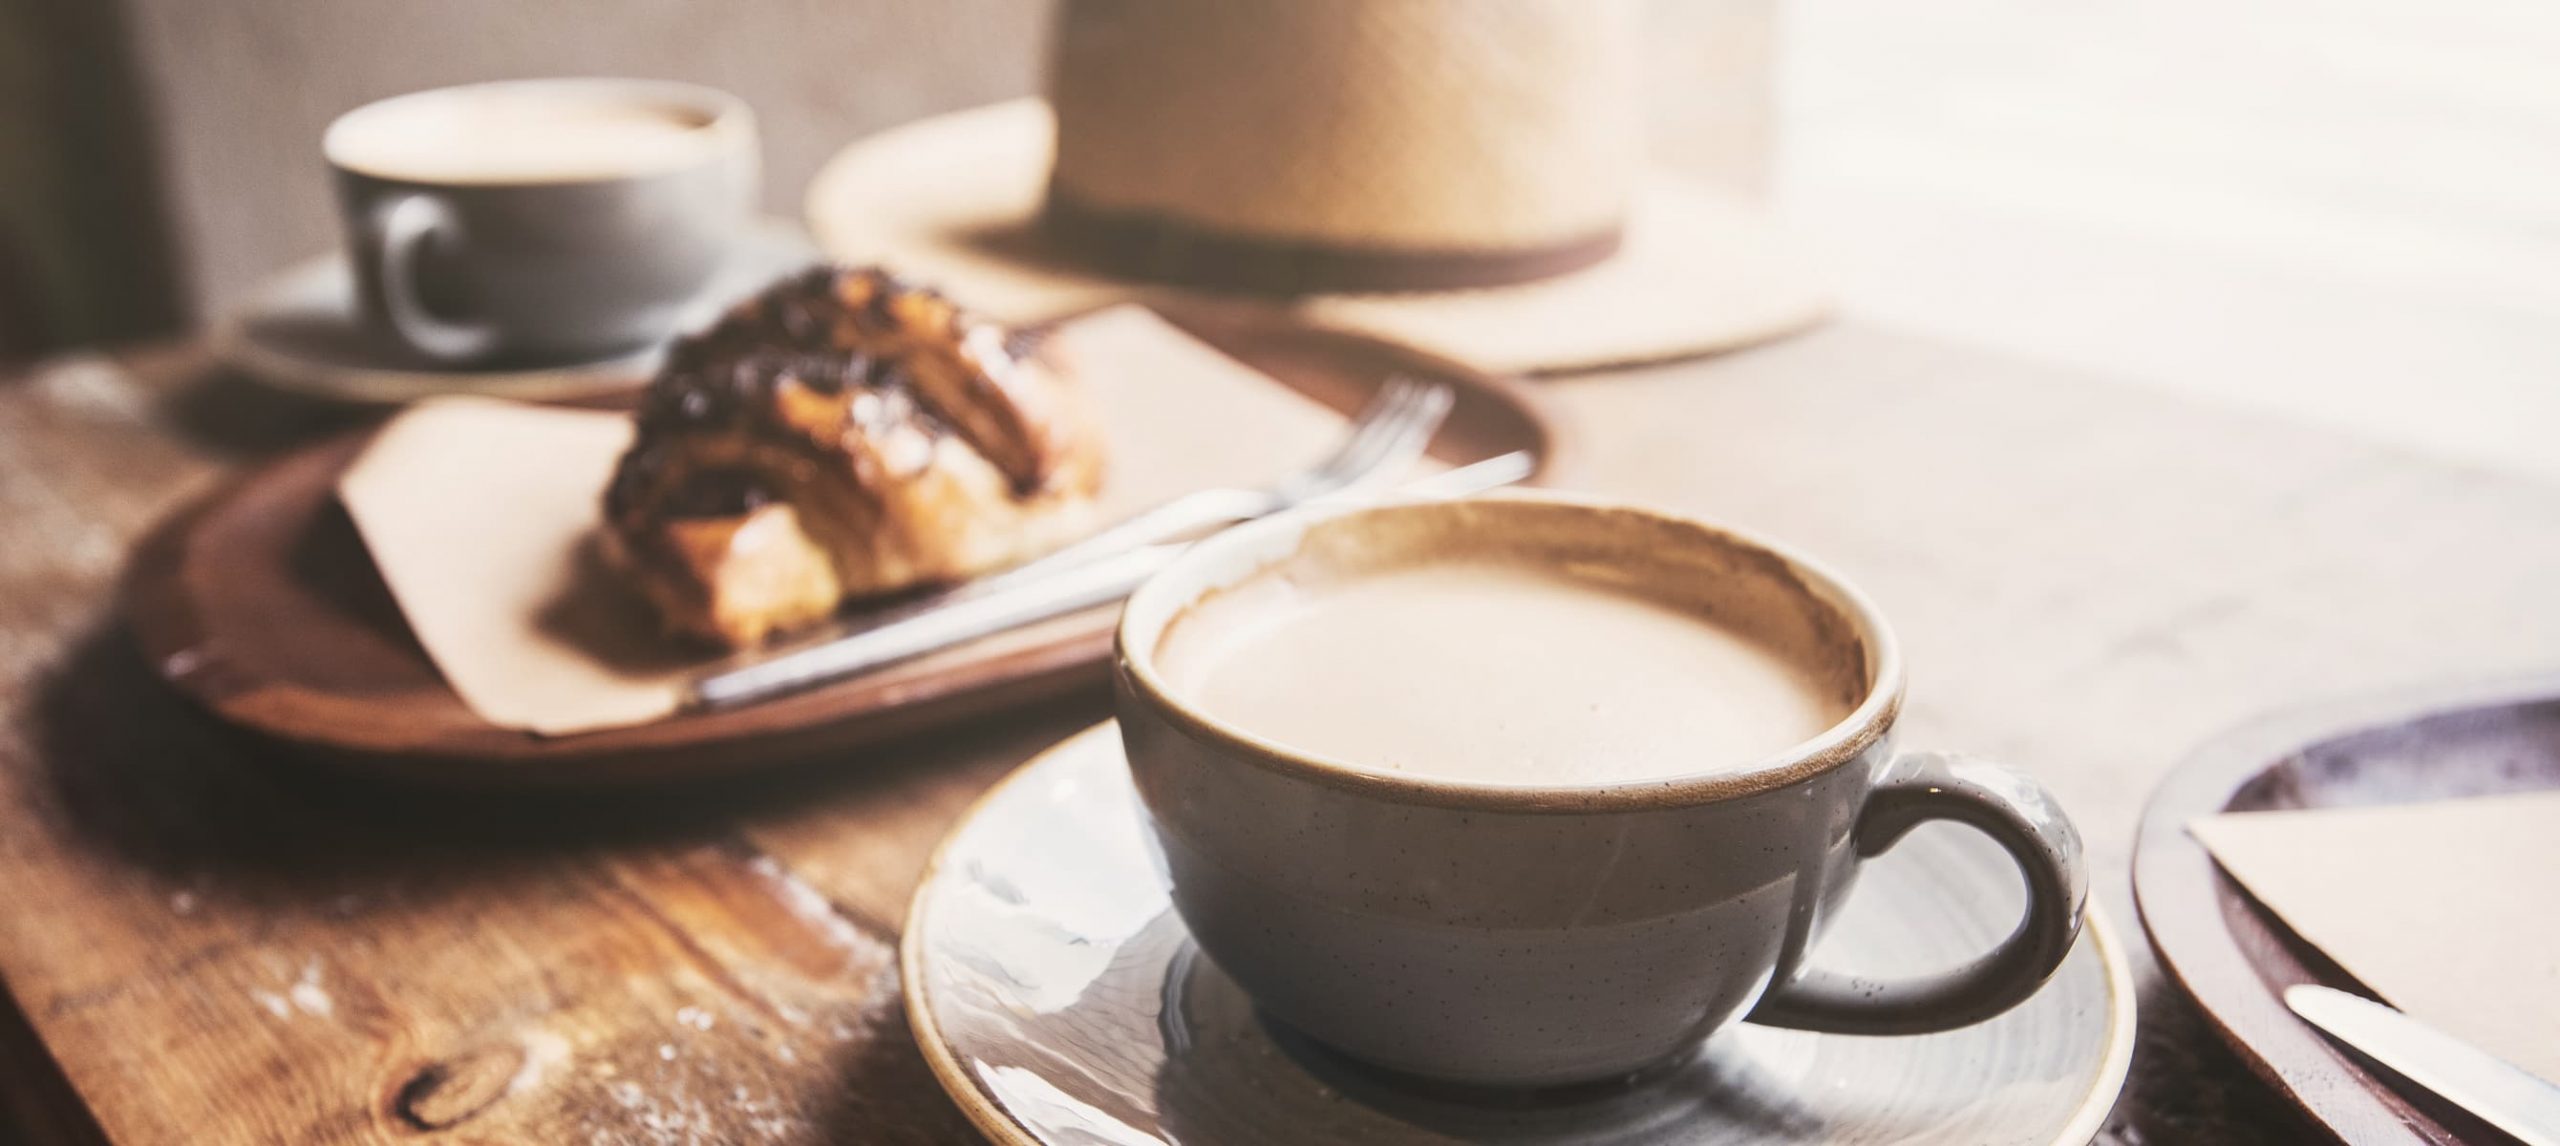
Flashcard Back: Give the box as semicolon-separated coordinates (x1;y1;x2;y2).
1045;0;1643;290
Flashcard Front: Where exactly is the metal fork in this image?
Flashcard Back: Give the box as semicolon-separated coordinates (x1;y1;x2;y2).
684;448;1533;710
684;381;1457;710
966;376;1454;594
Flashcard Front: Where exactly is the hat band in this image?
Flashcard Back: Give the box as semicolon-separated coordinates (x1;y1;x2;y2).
1040;186;1623;296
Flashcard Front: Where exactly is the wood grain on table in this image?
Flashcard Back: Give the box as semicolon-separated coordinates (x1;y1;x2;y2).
4;326;2558;1143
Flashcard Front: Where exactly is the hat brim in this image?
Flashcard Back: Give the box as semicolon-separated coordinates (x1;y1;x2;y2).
807;99;1829;374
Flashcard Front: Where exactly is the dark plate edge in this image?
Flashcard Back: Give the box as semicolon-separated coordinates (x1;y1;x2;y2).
2131;670;2560;1144
127;310;1567;787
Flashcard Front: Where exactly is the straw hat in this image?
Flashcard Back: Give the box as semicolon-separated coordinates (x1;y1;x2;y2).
807;0;1826;374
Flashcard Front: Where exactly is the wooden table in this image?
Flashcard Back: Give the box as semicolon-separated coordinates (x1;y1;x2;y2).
4;326;2557;1144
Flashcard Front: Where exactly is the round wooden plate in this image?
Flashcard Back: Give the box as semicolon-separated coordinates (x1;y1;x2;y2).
2133;672;2560;1144
124;306;1563;786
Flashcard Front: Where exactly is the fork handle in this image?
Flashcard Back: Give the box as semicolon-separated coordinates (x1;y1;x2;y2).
967;487;1275;594
689;544;1186;710
685;453;1536;710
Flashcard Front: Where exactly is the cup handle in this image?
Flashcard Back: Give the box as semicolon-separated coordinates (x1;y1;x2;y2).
369;193;498;362
1747;750;2088;1034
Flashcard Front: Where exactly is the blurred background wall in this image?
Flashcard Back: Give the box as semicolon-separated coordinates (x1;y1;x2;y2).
83;0;1050;349
0;0;184;353
0;0;1772;360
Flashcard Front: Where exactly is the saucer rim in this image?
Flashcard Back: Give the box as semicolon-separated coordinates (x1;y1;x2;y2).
213;216;814;406
900;722;2139;1146
213;302;661;405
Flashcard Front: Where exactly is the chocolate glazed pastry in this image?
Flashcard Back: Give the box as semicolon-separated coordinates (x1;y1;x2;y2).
603;266;1105;649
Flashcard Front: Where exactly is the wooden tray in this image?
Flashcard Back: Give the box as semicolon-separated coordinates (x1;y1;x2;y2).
2133;673;2560;1144
124;305;1562;786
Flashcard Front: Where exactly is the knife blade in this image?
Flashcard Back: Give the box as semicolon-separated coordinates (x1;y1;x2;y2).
686;450;1539;710
2285;985;2560;1146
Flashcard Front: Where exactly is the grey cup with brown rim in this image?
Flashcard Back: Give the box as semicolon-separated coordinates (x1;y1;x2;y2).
325;78;758;366
1112;494;2088;1087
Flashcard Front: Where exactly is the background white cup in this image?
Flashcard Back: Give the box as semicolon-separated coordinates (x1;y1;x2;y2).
324;78;758;365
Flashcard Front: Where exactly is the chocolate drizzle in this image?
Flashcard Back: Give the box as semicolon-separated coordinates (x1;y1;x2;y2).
607;265;1051;522
594;263;1103;647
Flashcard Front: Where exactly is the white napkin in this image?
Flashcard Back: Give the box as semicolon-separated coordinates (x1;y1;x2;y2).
2192;791;2560;1084
337;306;1355;736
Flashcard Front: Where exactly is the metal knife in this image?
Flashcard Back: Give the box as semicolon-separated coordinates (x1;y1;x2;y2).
685;450;1539;710
2285;985;2560;1146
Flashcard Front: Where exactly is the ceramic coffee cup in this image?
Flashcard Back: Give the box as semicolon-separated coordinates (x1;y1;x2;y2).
1112;493;2087;1087
324;78;758;365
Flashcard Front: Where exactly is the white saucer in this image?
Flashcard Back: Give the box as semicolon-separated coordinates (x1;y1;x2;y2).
903;724;2138;1146
215;219;820;406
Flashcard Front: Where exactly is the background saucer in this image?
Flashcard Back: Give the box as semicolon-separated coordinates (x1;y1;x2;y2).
214;219;820;406
904;724;2138;1146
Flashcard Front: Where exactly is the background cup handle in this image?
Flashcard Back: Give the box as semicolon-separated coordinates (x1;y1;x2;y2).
369;194;498;362
1748;750;2088;1034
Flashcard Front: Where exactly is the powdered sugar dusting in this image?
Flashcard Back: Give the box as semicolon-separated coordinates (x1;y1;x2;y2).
595;1068;805;1143
515;1028;571;1091
247;959;333;1021
745;855;865;955
287;960;332;1018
